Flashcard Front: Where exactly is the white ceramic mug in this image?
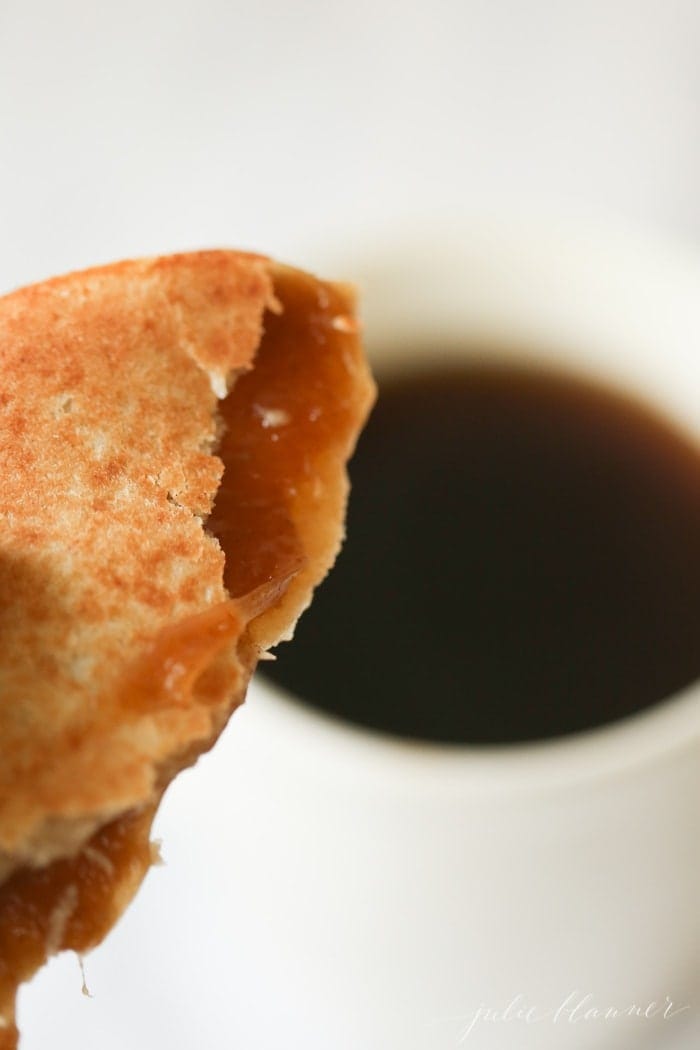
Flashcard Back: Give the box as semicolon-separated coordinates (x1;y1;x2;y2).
24;220;700;1050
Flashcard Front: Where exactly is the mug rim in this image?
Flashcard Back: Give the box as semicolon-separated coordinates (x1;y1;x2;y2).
253;674;699;792
257;215;700;792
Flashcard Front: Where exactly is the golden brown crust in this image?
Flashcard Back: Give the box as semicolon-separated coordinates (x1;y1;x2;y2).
0;251;274;864
0;251;374;1045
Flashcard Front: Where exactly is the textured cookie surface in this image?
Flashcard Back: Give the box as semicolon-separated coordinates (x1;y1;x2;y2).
0;252;374;1046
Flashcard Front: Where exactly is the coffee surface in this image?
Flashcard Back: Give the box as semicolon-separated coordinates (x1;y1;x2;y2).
261;363;700;743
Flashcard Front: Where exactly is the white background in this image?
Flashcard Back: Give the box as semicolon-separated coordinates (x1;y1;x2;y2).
0;2;698;1047
1;0;700;292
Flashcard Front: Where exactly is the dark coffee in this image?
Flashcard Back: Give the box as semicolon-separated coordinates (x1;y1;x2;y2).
261;362;700;743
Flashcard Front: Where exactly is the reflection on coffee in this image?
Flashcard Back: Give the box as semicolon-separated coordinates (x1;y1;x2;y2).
261;362;700;743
